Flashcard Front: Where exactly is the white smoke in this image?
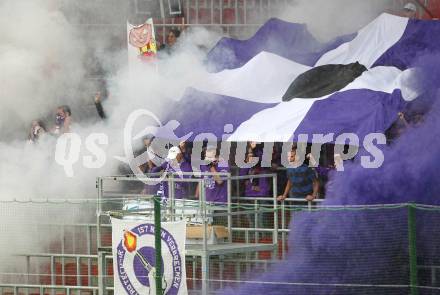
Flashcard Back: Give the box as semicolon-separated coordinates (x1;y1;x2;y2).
0;1;224;198
276;0;396;41
0;0;106;279
0;0;222;280
0;0;87;139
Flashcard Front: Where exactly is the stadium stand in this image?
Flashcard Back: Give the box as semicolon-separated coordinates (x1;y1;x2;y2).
3;1;440;294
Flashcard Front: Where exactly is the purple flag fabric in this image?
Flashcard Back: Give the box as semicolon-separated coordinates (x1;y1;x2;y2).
293;89;406;142
206;18;355;72
373;19;440;70
160;88;277;140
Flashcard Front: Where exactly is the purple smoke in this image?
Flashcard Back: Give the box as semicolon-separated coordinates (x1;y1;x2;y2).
221;55;440;294
327;53;440;206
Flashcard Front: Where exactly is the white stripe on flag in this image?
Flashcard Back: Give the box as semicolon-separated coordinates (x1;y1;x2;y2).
227;98;318;142
339;66;416;100
192;51;311;103
315;13;408;68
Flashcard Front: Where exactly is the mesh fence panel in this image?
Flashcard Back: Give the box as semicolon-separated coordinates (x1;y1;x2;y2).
0;200;97;290
216;206;411;295
2;199;440;295
416;207;440;295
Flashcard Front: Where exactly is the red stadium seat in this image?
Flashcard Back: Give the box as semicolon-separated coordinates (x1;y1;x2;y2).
425;1;440;19
186;261;194;289
107;263;114;276
187;8;198;24
172;16;185;25
65;262;77;286
88;262;112;276
101;232;112;247
187;7;220;24
39;262;69;285
39;261;102;287
258;237;287;260
39;262;58;285
222;262;237;281
198;8;212;24
222;8;236;24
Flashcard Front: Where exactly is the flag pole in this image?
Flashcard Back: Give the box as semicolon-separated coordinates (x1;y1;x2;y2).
154;195;163;294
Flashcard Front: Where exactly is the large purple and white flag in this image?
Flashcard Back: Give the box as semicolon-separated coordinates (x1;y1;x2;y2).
153;14;440;142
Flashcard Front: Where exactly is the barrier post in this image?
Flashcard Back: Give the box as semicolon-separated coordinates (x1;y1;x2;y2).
154;196;163;295
408;203;419;295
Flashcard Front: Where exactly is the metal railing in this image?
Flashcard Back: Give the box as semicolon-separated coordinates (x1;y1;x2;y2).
1;170;325;294
73;0;291;41
7;203;440;294
96;172;280;294
0;284;101;295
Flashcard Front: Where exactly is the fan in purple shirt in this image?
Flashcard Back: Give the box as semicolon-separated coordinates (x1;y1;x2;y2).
240;142;270;197
196;146;230;203
141;159;161;195
151;146;193;199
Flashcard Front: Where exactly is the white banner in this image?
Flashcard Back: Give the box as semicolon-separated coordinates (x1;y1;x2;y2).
112;218;188;295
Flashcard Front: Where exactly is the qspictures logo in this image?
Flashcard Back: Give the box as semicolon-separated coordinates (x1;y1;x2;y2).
54;108;387;180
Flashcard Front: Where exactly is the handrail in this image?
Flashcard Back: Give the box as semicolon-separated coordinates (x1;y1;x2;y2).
0;284;101;290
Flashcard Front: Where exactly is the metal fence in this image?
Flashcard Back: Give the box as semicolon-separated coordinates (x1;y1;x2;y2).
0;172;318;294
2;178;439;294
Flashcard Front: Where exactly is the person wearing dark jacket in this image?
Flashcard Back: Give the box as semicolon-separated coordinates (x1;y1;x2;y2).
94;91;106;119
